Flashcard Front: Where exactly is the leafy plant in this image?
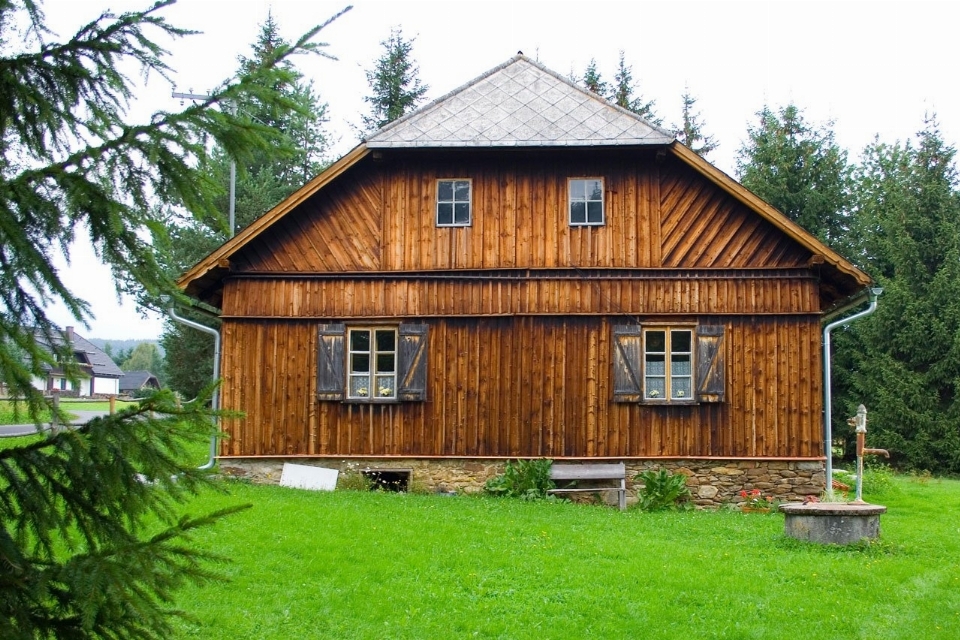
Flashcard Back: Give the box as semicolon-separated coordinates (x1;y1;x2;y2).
484;459;555;500
634;468;691;511
739;488;776;511
337;472;374;492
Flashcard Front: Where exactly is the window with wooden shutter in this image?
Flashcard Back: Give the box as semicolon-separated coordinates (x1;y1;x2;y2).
317;323;429;402
397;324;428;401
317;324;346;401
612;325;643;402
613;323;726;405
695;325;725;403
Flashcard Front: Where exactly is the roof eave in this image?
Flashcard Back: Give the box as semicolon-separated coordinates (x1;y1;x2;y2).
668;142;873;296
178;144;372;298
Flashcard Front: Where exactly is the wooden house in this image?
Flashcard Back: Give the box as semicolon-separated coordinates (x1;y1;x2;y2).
30;326;122;397
179;56;871;504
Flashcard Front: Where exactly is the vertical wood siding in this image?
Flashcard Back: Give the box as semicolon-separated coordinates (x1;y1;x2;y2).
226;150;813;275
219;315;822;459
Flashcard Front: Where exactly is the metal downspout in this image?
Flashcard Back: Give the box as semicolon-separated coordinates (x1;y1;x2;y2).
167;304;221;471
822;287;882;497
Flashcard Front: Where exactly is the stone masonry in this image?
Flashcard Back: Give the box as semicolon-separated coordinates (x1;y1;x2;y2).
218;458;825;508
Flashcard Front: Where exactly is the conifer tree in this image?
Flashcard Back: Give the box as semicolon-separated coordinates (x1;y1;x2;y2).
841;118;960;473
736;104;851;251
361;27;428;132
610;50;661;124
0;1;350;636
581;58;607;96
159;11;335;400
675;88;718;158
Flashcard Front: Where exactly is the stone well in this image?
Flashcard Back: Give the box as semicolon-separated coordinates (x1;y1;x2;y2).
779;502;887;545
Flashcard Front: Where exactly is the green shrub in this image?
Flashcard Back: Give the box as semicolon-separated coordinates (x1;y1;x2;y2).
337;471;374;491
484;459;555;500
634;468;691;511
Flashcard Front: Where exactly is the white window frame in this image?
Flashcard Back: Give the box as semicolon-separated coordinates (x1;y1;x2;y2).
347;327;398;401
568;177;605;226
436;179;472;227
642;325;695;403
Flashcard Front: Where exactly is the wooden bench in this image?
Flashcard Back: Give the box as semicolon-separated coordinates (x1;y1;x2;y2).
548;463;627;510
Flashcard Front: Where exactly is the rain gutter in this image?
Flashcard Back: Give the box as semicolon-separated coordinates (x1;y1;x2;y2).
166;303;221;471
822;286;882;497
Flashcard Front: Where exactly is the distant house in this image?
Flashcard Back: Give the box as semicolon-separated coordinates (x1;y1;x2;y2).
178;56;872;504
119;370;161;395
32;326;123;397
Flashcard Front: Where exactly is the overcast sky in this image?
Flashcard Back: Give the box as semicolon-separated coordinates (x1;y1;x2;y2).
39;0;959;339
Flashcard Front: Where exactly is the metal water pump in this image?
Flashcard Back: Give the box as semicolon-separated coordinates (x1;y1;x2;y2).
849;404;889;503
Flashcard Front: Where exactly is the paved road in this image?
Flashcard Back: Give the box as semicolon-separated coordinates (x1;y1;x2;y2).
0;410;112;438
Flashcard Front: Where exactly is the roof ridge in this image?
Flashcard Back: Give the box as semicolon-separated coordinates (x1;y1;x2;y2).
367;54;675;148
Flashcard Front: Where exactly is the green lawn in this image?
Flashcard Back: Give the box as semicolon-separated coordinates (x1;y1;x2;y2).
168;475;960;639
0;399;138;425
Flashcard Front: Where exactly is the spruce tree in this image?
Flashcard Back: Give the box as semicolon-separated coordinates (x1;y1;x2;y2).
0;1;350;636
610;50;661;124
736;104;851;251
581;58;607;96
361;27;428;132
159;12;335;400
843;118;960;473
675;88;718;158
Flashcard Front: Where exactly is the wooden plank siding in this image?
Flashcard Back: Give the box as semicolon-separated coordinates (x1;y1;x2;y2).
219;273;821;319
227;150;813;276
209;147;835;463
218;315;823;459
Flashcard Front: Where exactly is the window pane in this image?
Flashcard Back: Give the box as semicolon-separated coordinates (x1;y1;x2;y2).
376;330;395;352
673;378;692;399
645;378;665;398
351;330;370;351
646;330;665;352
437;203;453;225
351;353;370;373
672;330;692;352
587;201;603;223
570;179;585;199
671;355;691;376
570;201;586;223
376;353;395;373
375;375;396;398
588;180;603;200
645;354;665;376
350;375;371;397
454;202;470;224
438;180;453;201
454;180;470;201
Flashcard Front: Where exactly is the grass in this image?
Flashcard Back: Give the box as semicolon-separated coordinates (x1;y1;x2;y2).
166;474;960;639
0;398;138;425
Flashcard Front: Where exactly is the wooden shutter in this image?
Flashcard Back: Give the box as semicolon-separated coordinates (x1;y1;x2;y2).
695;325;726;403
612;325;643;402
397;323;428;401
317;323;346;401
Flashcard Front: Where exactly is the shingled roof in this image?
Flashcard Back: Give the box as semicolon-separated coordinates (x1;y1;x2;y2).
35;327;123;378
366;54;675;148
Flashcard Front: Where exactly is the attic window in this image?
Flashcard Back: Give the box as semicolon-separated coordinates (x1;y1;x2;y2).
569;178;604;226
437;179;471;226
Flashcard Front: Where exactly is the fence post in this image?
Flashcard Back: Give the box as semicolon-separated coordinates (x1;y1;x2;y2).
50;390;60;434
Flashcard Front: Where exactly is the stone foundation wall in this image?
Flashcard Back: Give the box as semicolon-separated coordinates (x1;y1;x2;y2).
219;457;825;508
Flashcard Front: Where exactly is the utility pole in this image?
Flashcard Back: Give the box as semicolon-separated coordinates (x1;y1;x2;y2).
171;91;237;237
